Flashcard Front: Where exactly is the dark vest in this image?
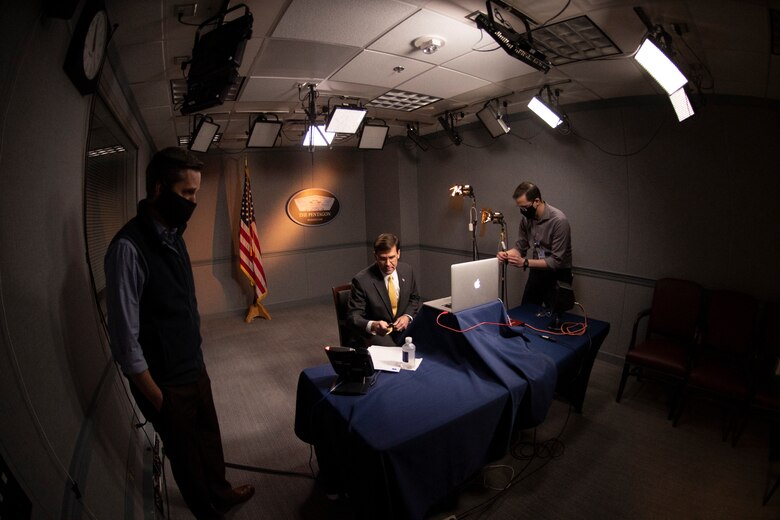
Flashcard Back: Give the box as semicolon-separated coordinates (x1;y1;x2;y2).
113;201;204;385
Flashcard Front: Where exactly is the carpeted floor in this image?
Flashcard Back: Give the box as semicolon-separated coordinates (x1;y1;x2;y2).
158;298;780;520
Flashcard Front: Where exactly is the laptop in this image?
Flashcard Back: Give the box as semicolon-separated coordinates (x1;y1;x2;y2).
424;257;500;313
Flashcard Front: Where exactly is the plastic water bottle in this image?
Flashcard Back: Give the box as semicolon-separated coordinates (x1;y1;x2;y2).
402;337;416;370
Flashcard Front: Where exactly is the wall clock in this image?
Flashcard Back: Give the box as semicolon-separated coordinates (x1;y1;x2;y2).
63;0;110;95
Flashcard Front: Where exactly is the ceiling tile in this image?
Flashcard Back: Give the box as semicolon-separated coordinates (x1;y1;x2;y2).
130;80;171;108
272;0;418;47
106;0;162;46
398;67;490;98
141;105;173;127
120;41;166;83
444;48;539;82
249;39;358;78
368;9;483;64
240;77;317;103
330;50;434;88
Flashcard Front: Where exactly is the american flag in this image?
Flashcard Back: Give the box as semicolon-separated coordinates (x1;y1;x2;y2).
239;159;267;302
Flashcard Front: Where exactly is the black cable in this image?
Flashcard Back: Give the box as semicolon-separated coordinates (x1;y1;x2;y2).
570;111;667;157
224;461;315;479
534;0;572;29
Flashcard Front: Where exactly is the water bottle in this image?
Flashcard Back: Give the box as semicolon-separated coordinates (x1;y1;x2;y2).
402;337;416;370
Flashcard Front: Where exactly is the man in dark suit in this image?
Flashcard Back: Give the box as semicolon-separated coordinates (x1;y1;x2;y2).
347;233;421;346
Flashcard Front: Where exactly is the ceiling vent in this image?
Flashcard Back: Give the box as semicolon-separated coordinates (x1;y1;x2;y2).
531;15;621;66
366;90;442;112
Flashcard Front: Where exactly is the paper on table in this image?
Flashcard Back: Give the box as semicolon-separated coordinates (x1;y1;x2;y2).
368;346;423;372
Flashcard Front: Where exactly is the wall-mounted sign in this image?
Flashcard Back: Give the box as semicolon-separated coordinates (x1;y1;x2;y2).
285;188;340;227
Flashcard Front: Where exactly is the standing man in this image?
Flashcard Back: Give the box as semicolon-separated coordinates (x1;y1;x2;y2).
347;233;421;346
497;181;573;308
105;147;254;519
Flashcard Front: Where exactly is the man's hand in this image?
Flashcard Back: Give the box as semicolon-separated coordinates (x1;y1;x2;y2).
129;370;164;412
371;320;393;336
392;315;411;332
498;249;524;268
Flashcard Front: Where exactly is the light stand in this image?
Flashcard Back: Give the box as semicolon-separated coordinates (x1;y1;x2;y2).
482;209;507;303
302;83;334;152
450;184;479;260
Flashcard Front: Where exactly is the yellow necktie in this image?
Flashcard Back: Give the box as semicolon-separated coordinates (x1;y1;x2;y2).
387;275;398;317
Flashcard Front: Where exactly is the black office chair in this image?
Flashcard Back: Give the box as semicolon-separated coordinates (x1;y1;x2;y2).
331;284;361;348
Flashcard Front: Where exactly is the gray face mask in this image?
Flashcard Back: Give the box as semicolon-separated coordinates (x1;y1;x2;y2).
155;189;196;228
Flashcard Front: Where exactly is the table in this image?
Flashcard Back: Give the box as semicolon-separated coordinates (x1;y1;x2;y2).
294;300;609;519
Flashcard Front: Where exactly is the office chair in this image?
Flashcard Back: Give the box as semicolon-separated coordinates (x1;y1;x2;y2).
331;284;360;348
616;278;703;418
672;290;759;438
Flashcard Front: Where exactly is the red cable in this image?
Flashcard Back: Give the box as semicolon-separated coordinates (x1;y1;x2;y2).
434;303;589;337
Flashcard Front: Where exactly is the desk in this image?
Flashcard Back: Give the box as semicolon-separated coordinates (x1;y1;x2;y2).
294;301;609;519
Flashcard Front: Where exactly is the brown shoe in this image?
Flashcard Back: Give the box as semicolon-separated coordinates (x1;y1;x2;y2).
215;485;255;513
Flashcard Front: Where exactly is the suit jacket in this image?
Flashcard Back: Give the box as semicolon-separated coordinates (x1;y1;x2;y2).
347;262;420;346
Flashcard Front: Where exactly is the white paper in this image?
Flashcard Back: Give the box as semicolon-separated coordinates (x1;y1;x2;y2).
368;346;423;372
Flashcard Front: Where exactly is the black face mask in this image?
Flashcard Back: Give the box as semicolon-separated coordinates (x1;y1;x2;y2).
155;188;196;228
519;204;536;219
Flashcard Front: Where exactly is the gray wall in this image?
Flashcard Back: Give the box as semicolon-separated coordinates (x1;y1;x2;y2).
0;2;153;519
412;96;780;362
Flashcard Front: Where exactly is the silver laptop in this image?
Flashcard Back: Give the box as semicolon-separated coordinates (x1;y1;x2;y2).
424;258;500;312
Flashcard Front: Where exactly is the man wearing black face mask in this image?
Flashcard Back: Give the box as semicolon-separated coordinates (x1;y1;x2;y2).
497;181;573;307
105;147;254;519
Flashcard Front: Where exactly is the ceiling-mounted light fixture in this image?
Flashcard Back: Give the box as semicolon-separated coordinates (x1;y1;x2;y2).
413;35;445;54
303;124;335;147
528;86;564;129
669;86;695;122
247;114;282;148
325;105;367;134
188;115;220;152
477;100;510;138
438;111;462;146
634;36;688;95
406;123;429;151
358;120;389;150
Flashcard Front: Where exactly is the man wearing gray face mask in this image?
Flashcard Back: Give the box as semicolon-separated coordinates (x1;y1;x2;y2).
105;147;255;519
497;181;573;309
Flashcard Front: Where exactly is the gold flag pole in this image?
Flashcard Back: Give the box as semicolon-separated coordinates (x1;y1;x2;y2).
245;297;271;323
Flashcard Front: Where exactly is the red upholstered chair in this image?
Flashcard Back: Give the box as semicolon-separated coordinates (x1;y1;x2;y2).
740;302;780;504
672;290;759;437
616;278;704;417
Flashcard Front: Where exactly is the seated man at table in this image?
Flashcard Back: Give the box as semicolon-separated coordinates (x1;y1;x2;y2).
347;233;420;346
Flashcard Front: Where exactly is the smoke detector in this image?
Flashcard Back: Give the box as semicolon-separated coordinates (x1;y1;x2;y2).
413;36;445;54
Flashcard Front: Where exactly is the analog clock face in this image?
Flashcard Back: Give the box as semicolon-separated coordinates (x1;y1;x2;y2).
82;10;108;80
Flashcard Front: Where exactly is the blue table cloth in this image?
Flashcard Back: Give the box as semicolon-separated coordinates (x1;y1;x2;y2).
294;300;609;519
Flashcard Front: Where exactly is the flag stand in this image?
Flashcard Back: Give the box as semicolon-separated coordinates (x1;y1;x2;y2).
245;300;271;323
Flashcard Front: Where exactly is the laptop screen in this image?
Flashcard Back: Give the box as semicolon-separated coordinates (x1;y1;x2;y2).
450;258;499;312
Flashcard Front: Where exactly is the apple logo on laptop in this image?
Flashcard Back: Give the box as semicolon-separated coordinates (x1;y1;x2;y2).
474;278;481;289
